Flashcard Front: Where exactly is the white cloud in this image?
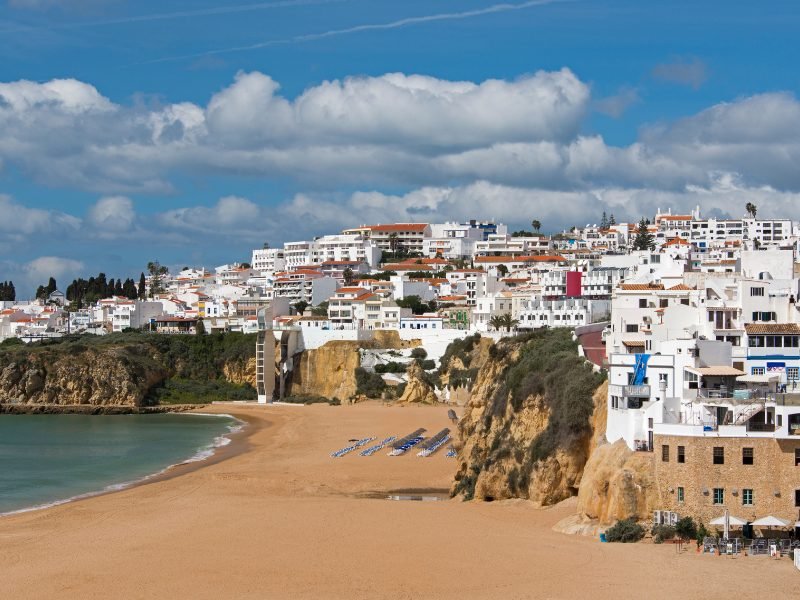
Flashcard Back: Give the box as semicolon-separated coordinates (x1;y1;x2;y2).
87;196;136;233
652;57;708;89
594;86;640;118
0;194;80;238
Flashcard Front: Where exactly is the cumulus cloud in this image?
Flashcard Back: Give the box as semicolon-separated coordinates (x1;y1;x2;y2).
0;195;80;239
594;86;640;118
0;68;799;220
652;57;708;89
87;196;136;233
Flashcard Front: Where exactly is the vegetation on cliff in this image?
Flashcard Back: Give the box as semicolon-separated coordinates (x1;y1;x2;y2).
453;328;605;502
0;331;257;406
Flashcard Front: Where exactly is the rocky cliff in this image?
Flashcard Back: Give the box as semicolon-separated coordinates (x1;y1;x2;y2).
0;346;167;406
286;341;362;401
0;332;258;407
398;362;438;405
451;330;605;505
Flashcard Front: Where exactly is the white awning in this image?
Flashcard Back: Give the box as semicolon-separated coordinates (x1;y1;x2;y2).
736;374;780;384
709;515;748;526
686;366;745;377
751;516;791;527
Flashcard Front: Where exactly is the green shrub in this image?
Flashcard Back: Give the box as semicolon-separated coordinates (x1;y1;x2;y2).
410;347;427;359
282;394;338;405
147;378;257;405
651;524;676;543
0;337;23;347
374;361;407;374
417;359;436;370
355;367;385;397
605;519;645;543
675;516;697;541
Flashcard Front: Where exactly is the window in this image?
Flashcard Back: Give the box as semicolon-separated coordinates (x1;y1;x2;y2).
662;445;669;462
742;489;754;506
626;324;639;333
751;287;765;297
677;487;685;503
796;489;800;508
659;299;669;308
742;447;754;465
795;448;800;467
713;488;724;505
677;446;685;463
713;447;724;465
639;298;647;308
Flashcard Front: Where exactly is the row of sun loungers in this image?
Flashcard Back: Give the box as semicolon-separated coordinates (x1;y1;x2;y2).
417;429;451;457
390;429;427;450
388;436;425;456
330;437;376;458
360;436;396;456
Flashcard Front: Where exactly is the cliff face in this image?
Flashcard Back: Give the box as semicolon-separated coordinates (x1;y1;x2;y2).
287;341;362;401
398;362;438;405
0;347;167;406
0;332;259;407
451;330;605;505
223;357;257;387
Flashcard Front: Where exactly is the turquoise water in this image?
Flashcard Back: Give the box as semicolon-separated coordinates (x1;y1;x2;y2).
0;413;241;515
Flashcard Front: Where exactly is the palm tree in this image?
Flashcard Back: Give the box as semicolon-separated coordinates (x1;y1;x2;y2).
343;267;355;285
490;313;519;332
745;202;757;219
531;219;542;234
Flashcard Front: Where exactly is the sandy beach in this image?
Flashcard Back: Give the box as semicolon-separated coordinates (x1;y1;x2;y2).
0;402;796;599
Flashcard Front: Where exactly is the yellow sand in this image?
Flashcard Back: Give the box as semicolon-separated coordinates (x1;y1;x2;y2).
0;402;795;599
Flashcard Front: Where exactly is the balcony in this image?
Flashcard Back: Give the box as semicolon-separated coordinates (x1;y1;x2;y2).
623;384;651;398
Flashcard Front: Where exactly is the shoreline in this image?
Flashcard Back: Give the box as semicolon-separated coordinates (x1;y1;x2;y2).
0;402;206;415
0;405;257;518
0;402;795;599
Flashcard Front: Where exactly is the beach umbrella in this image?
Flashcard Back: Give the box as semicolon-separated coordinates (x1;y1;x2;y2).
751;515;791;537
751;516;791;528
710;512;747;539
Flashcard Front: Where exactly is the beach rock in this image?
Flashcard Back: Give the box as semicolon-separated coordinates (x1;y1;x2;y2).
398;362;438;405
576;439;657;525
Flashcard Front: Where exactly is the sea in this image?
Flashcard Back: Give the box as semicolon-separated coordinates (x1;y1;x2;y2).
0;413;242;515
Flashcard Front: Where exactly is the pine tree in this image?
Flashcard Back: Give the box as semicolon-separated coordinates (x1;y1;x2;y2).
138;273;147;300
632;218;656;251
609;213;616;226
601;211;609;229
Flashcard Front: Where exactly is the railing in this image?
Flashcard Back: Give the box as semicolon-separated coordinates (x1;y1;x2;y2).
623;384;651;397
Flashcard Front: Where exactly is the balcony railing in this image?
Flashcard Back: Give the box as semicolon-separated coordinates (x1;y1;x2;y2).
623;384;651;398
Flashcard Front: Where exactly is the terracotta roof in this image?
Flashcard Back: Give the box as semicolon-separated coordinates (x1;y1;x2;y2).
438;295;466;301
744;323;800;334
620;283;664;291
521;255;568;262
474;256;522;263
664;237;689;246
668;284;694;291
659;215;693;221
622;340;646;347
383;263;435;271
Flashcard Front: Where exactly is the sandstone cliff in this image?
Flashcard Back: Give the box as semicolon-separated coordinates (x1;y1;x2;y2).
398;362;438;405
452;330;605;505
286;341;362;401
0;346;167;406
0;332;258;407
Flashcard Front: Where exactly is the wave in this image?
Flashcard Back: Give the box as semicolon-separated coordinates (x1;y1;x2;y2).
0;414;247;518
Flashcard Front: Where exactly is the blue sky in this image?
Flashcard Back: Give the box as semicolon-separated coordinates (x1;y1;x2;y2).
1;0;799;295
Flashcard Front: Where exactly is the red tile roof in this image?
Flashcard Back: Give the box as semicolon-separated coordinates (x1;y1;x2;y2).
744;323;800;334
620;283;665;291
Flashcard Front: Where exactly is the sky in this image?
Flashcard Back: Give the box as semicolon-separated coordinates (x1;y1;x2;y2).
1;0;799;295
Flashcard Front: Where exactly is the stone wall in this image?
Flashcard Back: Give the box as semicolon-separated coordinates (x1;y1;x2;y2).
653;434;800;528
